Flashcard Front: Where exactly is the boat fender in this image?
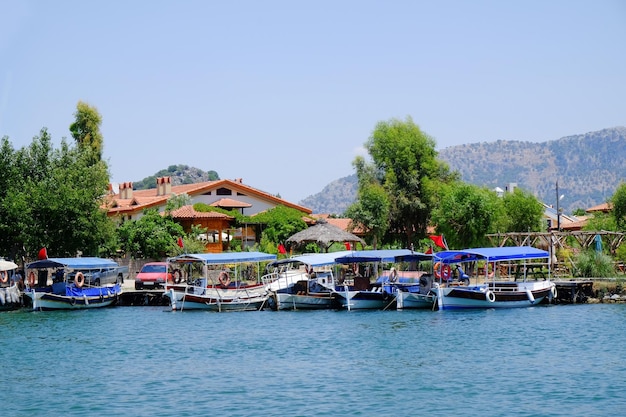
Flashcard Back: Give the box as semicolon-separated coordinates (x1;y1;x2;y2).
434;262;452;281
28;271;36;287
0;270;7;283
70;297;76;306
218;271;230;287
485;290;496;303
551;286;558;300
525;289;535;303
75;272;85;288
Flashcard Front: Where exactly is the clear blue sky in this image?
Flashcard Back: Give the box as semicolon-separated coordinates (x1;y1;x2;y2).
1;0;625;203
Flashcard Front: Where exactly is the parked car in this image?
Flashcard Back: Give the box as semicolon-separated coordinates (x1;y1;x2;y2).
67;265;129;286
135;262;172;290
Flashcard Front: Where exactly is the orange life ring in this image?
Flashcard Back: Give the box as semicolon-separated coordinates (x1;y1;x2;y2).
218;271;230;287
75;271;85;288
434;262;452;281
28;271;36;287
0;270;7;283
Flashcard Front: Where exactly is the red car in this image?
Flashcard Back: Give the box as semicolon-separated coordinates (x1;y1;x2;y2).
135;262;172;290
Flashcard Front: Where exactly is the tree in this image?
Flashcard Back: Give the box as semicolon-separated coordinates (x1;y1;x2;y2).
362;116;457;247
344;156;390;249
611;182;626;231
431;183;506;248
1;129;115;259
117;209;185;259
69;101;104;163
502;188;545;232
250;206;308;253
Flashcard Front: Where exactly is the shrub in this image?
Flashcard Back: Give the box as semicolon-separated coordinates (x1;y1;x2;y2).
573;251;615;278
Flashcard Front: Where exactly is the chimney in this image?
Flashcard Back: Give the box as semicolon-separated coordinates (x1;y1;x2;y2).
119;182;133;199
156;176;172;196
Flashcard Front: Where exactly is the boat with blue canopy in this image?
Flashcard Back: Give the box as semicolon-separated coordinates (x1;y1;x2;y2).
332;249;435;310
263;251;352;311
24;257;122;311
431;246;556;310
165;251;276;311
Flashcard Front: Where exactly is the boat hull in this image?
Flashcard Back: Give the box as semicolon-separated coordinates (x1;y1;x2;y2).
270;291;333;310
25;285;121;311
165;286;267;311
433;281;555;310
332;287;392;310
0;284;23;311
396;290;437;310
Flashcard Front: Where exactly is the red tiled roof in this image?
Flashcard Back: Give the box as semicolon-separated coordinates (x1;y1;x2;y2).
586;202;612;213
169;205;234;220
210;198;252;208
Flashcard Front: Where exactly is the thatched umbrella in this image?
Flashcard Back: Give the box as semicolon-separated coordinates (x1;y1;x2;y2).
286;219;365;252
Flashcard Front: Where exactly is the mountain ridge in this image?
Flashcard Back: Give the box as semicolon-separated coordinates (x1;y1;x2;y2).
300;126;626;215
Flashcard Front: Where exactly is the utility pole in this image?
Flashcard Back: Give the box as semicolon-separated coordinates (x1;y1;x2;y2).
556;180;561;231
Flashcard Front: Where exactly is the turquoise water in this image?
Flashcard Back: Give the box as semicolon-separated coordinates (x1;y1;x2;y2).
1;304;625;417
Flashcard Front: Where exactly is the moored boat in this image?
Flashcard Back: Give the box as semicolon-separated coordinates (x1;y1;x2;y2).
333;249;434;310
263;251;351;311
0;258;22;311
431;246;556;310
24;257;122;311
165;251;276;311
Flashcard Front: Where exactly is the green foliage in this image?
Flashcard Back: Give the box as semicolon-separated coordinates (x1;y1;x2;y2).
0;129;115;259
582;212;616;232
69;101;104;163
344;156;390;249
432;182;506;248
611;182;626;230
572;208;586;216
572;250;616;278
363;116;457;247
165;193;192;212
250;206;308;249
502;188;544;232
117;209;185;259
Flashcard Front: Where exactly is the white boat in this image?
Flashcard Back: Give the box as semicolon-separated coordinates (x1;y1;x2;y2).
24;257;122;311
0;258;22;311
164;252;276;312
333;249;434;310
263;251;351;311
431;246;556;310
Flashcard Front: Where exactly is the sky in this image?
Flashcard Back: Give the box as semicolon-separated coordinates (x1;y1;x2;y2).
1;0;625;204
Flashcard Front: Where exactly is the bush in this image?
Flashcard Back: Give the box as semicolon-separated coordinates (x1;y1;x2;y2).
573;251;616;278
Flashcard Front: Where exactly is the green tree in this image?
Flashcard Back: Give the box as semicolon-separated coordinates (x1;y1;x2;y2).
362;116;457;247
69;101;104;163
1;129;115;259
117;209;185;259
432;183;506;248
344;156;390;249
611;182;626;231
502;188;545;232
250;206;308;253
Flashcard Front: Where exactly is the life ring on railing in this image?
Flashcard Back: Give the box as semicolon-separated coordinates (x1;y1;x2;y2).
0;270;7;283
173;269;182;284
218;271;230;287
28;271;36;287
485;290;496;303
75;272;85;288
434;262;452;281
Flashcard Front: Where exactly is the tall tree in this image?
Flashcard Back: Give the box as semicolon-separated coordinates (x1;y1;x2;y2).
69;101;104;163
502;188;545;232
611;182;626;231
363;116;456;247
344;156;390;249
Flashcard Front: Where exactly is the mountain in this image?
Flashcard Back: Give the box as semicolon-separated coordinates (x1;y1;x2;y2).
133;164;220;190
299;127;626;215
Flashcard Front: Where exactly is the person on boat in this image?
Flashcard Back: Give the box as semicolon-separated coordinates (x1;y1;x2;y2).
12;269;25;291
53;269;64;283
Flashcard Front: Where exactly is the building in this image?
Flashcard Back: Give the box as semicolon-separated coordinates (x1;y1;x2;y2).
106;177;312;252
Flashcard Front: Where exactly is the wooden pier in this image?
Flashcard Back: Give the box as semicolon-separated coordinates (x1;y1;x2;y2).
117;290;169;306
552;280;594;304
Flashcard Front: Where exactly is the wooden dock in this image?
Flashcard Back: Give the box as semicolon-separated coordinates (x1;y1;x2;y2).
118;289;169;306
552;280;594;304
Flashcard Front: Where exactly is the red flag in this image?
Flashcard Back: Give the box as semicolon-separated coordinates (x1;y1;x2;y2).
37;247;48;260
344;242;351;250
425;247;433;254
428;235;448;249
177;237;184;248
278;244;286;254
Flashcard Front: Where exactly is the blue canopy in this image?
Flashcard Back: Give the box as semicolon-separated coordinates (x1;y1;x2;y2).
334;249;432;264
434;246;549;264
168;251;276;265
26;257;118;270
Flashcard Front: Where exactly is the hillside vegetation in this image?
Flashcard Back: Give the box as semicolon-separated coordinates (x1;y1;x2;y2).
301;127;626;215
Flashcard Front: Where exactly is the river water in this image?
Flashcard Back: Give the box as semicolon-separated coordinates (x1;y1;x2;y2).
1;304;625;416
